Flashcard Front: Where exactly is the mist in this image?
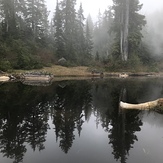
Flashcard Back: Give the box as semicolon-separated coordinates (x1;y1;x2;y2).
47;0;163;57
143;10;163;57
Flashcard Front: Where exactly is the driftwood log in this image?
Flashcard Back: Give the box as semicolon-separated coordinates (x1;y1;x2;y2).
120;98;163;110
0;76;10;82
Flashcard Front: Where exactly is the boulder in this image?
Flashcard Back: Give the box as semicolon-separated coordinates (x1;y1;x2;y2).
58;57;67;66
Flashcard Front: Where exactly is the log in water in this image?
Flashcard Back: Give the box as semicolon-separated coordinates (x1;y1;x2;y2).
120;98;163;110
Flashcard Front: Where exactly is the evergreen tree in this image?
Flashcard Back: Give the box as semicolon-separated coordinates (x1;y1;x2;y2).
86;14;94;36
25;0;49;42
76;3;86;64
0;0;54;71
60;0;77;61
0;0;17;38
97;9;102;29
54;0;65;59
85;19;93;61
93;7;114;61
111;0;146;61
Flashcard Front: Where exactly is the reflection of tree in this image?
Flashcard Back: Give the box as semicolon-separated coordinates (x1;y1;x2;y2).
0;78;159;162
25;103;49;151
52;81;92;153
108;109;142;163
91;79;144;163
0;82;52;163
107;85;143;163
0;83;27;163
0;118;27;163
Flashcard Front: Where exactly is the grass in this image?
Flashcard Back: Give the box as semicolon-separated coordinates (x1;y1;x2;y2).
42;65;91;76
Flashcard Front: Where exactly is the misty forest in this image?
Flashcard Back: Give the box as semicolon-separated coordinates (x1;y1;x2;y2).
0;0;162;72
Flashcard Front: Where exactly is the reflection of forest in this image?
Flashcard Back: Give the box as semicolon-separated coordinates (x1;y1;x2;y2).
0;78;162;163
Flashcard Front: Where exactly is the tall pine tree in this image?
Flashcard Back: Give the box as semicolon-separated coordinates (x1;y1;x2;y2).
61;0;77;61
111;0;146;61
76;3;86;64
54;0;65;59
85;19;93;61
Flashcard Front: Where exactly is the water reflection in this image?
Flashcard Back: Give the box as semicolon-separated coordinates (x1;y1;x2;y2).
0;78;163;163
51;81;92;153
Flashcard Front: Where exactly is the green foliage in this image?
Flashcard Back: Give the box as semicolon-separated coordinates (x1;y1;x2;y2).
0;60;12;71
95;51;100;61
53;0;93;65
110;41;120;60
0;0;160;71
0;0;51;71
127;53;143;71
93;7;114;59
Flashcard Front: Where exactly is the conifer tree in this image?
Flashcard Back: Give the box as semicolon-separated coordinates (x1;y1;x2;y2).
111;0;146;61
25;0;49;41
85;19;93;60
54;0;65;59
60;0;77;61
76;3;86;64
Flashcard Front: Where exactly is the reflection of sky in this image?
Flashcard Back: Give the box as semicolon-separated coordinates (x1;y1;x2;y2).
128;112;163;163
1;78;163;163
1;110;163;163
22;111;163;163
46;0;163;20
23;115;115;163
141;111;163;128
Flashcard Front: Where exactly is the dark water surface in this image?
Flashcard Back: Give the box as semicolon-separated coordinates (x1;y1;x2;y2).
0;78;163;163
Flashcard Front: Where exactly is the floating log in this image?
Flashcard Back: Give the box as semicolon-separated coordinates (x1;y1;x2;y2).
120;98;163;110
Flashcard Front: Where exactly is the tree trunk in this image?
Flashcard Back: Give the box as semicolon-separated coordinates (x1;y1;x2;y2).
123;0;129;61
120;0;129;62
120;4;124;61
32;0;36;38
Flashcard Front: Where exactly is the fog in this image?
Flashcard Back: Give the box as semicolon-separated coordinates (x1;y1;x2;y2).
46;0;163;57
46;0;163;19
140;0;163;14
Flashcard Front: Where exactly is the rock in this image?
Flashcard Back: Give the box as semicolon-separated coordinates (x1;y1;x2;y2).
58;57;67;66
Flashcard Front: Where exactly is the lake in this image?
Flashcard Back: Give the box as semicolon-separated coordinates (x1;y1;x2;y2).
0;77;163;163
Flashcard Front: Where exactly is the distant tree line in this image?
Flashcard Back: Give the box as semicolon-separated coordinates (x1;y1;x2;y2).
0;0;160;71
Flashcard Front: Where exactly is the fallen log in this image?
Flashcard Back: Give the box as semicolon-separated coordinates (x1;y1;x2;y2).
120;98;163;110
24;75;51;81
0;76;10;82
22;73;53;81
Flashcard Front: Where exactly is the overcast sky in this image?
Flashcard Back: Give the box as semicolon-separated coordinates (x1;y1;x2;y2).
46;0;163;20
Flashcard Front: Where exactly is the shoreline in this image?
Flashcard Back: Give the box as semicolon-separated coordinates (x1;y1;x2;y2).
1;65;163;83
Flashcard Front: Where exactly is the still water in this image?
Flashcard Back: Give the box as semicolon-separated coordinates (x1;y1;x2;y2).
0;78;163;163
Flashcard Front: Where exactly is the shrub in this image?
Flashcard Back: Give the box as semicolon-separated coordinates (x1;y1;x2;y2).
0;60;12;71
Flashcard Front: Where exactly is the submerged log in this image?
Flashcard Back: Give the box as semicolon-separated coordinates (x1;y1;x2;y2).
120;98;163;110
